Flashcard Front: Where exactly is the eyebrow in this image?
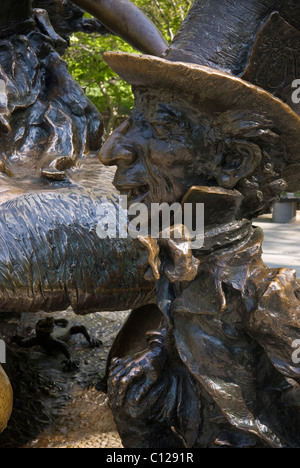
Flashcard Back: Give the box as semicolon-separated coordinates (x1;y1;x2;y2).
156;104;185;121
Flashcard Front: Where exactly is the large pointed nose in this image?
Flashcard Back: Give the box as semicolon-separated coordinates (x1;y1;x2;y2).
99;120;137;167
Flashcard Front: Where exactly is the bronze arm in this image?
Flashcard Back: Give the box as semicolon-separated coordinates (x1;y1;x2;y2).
70;0;168;55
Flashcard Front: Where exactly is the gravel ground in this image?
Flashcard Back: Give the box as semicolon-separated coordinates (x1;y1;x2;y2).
0;309;128;448
25;389;123;448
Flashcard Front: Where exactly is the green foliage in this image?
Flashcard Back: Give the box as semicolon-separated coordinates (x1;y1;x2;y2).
133;0;193;42
64;33;136;134
63;0;192;134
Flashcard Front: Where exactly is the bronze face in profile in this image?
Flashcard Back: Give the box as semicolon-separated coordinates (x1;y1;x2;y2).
100;0;300;215
101;0;300;449
100;87;290;220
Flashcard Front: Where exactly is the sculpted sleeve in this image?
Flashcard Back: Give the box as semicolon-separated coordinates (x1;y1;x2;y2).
0;191;155;314
244;268;300;380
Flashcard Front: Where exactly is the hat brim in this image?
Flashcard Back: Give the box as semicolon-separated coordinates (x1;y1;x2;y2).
104;52;300;192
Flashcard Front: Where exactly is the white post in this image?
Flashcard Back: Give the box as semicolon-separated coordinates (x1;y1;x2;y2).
0;340;5;364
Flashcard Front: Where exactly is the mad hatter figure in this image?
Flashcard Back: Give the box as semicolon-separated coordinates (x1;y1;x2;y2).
100;0;300;448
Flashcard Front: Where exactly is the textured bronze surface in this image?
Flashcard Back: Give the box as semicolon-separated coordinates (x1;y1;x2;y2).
32;0;111;40
0;0;167;188
101;0;300;448
0;366;13;434
1;0;300;448
71;0;168;55
0;0;166;434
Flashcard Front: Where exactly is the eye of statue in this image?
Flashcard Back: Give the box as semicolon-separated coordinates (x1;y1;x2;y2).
153;124;191;148
130;113;153;139
140;120;153;139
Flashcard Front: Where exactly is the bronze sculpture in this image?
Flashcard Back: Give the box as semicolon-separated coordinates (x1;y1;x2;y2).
0;0;166;317
0;0;167;188
0;0;300;447
99;0;300;448
11;316;102;371
0;366;12;435
0;0;166;434
31;0;113;41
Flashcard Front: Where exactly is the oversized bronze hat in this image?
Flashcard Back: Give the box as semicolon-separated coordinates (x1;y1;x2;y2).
104;0;300;191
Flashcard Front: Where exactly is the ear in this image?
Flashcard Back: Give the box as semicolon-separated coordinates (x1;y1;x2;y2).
217;139;262;189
